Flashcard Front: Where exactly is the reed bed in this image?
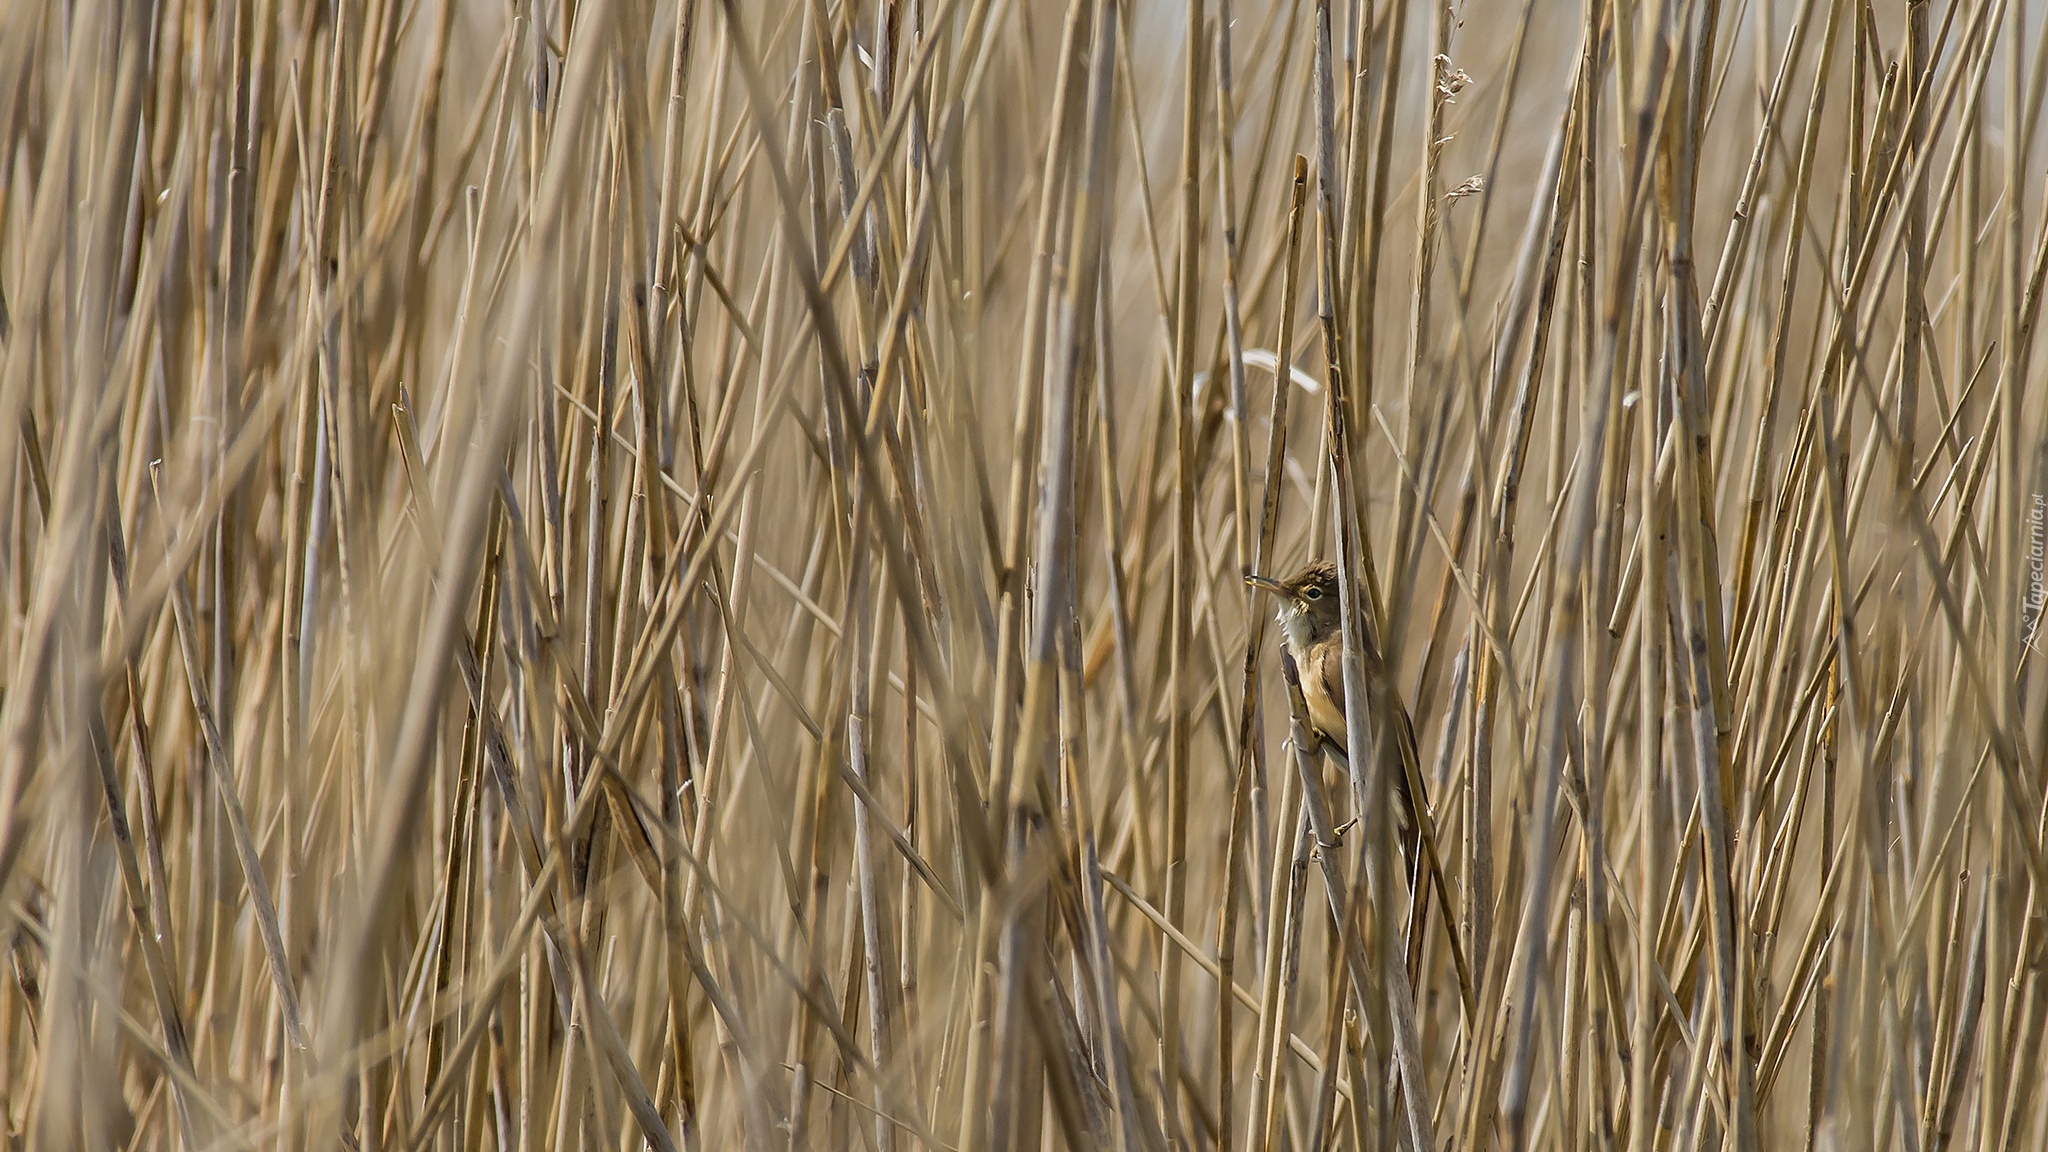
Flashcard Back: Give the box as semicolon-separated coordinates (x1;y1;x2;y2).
1;0;2045;1148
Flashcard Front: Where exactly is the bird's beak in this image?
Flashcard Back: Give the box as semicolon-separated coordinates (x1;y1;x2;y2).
1244;574;1290;596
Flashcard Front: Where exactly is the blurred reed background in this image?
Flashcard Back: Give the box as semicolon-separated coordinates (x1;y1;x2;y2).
1;0;2045;1149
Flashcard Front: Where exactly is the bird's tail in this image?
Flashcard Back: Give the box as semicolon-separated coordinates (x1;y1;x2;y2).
1392;701;1474;1015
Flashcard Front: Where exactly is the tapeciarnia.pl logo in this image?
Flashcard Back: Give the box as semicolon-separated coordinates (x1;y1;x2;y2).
2028;494;2046;646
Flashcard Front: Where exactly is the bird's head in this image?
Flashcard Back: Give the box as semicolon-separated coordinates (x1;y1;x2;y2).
1245;561;1343;650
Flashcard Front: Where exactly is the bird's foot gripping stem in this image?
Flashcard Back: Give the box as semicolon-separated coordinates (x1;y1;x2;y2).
1312;816;1358;859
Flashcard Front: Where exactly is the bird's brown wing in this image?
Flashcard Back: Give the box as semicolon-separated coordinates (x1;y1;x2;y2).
1303;646;1350;757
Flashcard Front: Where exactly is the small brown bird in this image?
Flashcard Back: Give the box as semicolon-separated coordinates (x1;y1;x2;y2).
1244;561;1418;837
1248;561;1475;1004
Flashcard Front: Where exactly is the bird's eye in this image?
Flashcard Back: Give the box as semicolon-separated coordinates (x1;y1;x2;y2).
1303;586;1321;600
